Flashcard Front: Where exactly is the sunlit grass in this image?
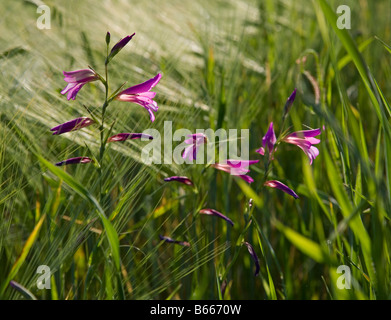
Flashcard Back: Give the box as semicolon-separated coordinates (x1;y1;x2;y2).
1;0;391;300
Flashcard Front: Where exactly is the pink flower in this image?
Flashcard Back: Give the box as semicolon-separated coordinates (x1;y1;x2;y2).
115;73;162;122
264;180;299;199
283;129;321;165
61;69;99;100
211;159;259;183
256;122;276;158
182;133;207;162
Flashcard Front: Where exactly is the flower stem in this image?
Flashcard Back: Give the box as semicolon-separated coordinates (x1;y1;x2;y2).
98;47;110;201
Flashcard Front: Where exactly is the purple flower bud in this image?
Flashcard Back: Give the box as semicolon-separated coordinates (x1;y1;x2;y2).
107;33;135;63
164;176;194;186
256;122;276;158
50;117;94;135
264;180;299;199
55;157;92;166
159;235;190;247
106;31;111;45
199;209;234;226
283;88;297;117
107;133;153;142
243;242;260;277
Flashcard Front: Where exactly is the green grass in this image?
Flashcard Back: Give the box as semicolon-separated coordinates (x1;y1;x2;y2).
1;0;391;300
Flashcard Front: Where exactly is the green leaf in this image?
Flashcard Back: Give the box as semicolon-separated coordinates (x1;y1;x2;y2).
0;214;46;297
275;220;327;264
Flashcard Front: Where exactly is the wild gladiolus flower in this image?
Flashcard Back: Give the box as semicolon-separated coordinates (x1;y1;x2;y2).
55;157;92;166
256;122;276;158
264;180;299;199
159;235;190;247
243;242;260;277
164;176;194;186
182;133;207;162
115;73;162;122
283;128;321;165
61;69;99;100
107;133;153;142
211;160;259;184
199;209;234;226
50;117;94;135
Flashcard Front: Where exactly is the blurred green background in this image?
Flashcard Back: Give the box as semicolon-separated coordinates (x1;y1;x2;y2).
1;0;391;300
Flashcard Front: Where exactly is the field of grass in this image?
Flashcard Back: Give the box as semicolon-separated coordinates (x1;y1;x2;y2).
1;0;391;300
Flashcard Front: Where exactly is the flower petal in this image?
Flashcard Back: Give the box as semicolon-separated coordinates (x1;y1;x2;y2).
119;73;162;95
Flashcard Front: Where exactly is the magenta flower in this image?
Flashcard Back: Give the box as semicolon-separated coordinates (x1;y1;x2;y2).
283;128;321;165
211;159;259;183
107;133;153;142
164;176;194;186
243;242;260;277
256;122;276;158
115;73;162;122
200;209;234;226
159;235;190;247
182;133;207;162
55;157;92;167
107;33;135;63
50;117;94;135
61;69;99;100
264;180;299;199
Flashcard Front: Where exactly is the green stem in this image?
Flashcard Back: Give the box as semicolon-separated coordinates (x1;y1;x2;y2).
99;48;110;201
